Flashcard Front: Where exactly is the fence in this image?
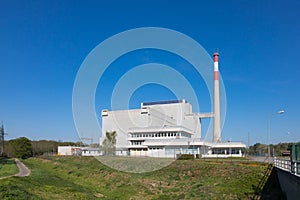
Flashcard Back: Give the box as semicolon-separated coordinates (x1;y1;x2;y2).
274;157;300;176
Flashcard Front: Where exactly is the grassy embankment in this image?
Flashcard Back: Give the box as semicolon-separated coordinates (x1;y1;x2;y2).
0;156;268;199
0;158;18;178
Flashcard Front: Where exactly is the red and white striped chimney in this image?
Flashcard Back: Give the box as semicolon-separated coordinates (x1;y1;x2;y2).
213;52;221;142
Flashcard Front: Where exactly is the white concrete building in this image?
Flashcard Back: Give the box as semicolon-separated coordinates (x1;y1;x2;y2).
100;100;246;158
58;146;101;156
100;52;246;158
57;146;82;156
81;147;102;156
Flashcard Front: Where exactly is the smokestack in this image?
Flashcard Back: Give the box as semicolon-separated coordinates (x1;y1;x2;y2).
213;52;221;142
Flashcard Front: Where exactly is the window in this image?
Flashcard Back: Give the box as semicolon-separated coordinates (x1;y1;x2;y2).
231;148;240;154
212;148;226;154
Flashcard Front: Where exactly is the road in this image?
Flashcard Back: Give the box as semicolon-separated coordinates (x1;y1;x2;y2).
14;158;31;177
247;156;273;163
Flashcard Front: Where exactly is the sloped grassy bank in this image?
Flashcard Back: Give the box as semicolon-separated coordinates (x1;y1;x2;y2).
0;156;268;199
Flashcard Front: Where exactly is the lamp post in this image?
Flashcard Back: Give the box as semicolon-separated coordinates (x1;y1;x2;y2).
268;110;285;164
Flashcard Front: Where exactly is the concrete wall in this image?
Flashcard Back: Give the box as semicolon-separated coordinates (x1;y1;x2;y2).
101;101;201;149
275;167;300;199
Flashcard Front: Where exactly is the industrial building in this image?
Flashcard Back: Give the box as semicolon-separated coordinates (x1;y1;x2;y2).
57;146;101;156
100;53;246;158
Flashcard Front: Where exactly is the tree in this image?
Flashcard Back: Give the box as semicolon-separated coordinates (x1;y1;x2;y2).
249;143;267;156
10;137;32;159
102;131;117;156
249;142;296;157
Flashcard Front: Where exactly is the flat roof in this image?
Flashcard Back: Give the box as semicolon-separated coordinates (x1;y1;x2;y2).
128;126;194;134
141;139;246;148
142;99;186;106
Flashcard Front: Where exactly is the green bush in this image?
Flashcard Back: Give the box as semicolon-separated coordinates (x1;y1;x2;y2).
176;154;199;160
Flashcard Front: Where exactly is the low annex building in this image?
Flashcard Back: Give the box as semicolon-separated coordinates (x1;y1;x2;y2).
57;146;101;156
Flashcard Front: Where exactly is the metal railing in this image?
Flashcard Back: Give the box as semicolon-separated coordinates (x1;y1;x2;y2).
274;157;300;176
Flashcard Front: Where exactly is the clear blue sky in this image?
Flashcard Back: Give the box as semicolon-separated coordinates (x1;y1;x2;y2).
1;0;299;145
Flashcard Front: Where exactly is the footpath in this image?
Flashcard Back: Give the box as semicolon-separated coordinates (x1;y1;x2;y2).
14;158;31;177
0;158;31;180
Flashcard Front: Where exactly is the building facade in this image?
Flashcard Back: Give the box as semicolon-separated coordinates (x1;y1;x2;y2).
100;100;246;158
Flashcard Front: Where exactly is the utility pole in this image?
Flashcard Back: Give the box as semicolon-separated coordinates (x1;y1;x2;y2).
247;132;250;157
248;132;250;150
0;123;7;157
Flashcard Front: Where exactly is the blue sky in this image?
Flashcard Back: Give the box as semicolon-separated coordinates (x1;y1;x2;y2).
1;0;299;145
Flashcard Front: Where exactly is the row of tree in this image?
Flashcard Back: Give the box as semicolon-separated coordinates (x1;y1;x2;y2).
3;134;295;158
3;131;117;158
3;137;82;159
248;142;294;156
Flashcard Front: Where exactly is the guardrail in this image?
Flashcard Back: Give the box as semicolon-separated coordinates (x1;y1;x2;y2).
274;157;300;176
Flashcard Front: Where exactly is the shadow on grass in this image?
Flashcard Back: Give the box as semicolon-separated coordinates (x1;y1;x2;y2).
0;182;40;200
0;169;97;199
251;166;286;200
0;158;16;165
96;156;175;173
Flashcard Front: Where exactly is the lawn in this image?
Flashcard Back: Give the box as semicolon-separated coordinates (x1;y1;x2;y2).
0;156;268;199
0;158;18;178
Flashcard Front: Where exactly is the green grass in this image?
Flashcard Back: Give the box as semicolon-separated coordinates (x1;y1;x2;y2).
96;156;175;173
0;158;19;178
0;156;268;199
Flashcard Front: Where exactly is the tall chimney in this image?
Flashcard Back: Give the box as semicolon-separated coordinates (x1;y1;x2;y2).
213;52;221;142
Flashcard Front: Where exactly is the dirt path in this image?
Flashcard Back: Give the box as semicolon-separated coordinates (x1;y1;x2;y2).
14;158;31;177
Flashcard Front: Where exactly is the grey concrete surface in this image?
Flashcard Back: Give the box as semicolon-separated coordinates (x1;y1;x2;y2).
14;158;30;177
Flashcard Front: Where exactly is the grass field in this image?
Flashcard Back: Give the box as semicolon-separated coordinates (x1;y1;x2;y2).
0;156;268;199
0;158;18;178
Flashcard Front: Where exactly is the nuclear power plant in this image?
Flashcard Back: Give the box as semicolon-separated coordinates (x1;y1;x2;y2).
100;52;246;158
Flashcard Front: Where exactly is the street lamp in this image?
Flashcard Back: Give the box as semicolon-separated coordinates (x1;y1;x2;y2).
268;110;285;163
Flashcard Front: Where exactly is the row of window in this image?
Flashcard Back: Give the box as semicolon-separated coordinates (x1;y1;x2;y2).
131;141;144;145
212;148;242;155
129;148;165;151
131;132;181;138
149;147;163;150
130;148;147;151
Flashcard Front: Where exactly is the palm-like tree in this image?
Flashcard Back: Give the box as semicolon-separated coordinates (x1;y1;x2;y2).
102;131;117;156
